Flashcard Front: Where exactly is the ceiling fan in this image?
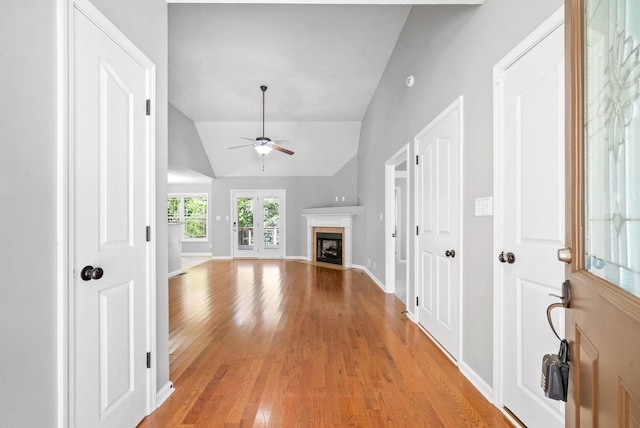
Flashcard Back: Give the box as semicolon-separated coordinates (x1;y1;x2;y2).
228;85;294;157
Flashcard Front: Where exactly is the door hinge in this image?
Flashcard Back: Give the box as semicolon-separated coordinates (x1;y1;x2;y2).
416;296;419;306
416;155;419;165
146;99;151;116
146;226;151;242
146;352;151;369
416;225;419;235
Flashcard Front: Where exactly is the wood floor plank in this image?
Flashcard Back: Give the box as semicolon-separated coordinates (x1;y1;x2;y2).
138;260;512;427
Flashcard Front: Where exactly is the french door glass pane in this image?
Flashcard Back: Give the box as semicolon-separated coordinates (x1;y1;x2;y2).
237;197;254;250
263;197;280;249
584;0;640;296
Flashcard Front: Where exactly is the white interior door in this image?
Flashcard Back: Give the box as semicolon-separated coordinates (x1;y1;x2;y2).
415;97;462;360
72;3;153;427
494;10;565;427
232;190;286;259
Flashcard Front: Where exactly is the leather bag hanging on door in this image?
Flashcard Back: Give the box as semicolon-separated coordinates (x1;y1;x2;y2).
541;339;569;401
541;282;571;401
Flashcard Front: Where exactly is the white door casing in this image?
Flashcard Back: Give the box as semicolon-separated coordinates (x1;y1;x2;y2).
414;97;463;360
385;144;410;297
63;0;156;426
493;7;565;427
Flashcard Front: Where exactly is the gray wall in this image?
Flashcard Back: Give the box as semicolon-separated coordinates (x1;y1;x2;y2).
169;103;215;178
358;0;562;386
168;182;214;254
210;156;358;258
0;1;168;425
0;3;58;425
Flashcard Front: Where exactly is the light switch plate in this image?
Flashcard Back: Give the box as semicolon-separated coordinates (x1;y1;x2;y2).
475;197;493;216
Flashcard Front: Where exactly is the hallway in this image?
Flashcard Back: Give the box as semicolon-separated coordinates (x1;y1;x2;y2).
139;260;512;427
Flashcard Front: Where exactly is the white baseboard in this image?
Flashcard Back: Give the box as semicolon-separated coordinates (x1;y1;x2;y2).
459;360;493;401
168;269;185;277
352;264;387;293
181;252;211;257
285;256;306;260
210;256;232;260
156;381;175;409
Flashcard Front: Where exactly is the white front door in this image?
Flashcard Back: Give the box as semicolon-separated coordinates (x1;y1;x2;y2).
232;190;286;259
72;3;153;427
415;97;462;360
494;9;565;427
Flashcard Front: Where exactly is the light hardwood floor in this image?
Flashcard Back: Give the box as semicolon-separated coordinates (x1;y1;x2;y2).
138;260;512;427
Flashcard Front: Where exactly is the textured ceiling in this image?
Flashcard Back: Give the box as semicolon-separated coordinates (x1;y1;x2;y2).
168;4;411;176
169;4;411;122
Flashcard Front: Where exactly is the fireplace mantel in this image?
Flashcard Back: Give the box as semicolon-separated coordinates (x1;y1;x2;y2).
302;207;361;267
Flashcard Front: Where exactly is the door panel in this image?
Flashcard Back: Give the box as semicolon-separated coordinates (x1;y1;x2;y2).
495;13;565;427
73;4;150;427
415;98;461;360
567;0;640;426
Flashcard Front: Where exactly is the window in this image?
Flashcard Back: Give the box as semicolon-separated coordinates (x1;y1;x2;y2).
168;194;208;241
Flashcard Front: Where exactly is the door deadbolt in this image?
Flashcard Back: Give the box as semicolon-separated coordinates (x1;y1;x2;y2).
498;251;515;264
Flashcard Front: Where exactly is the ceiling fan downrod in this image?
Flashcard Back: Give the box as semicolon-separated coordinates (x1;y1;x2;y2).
261;85;267;138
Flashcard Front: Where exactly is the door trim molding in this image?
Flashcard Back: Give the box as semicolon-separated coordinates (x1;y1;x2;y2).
384;143;410;301
57;0;158;426
491;5;564;408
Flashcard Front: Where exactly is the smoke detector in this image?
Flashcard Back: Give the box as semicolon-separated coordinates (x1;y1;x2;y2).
406;75;415;87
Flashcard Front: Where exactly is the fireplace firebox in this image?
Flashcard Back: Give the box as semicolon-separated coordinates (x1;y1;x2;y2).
316;232;343;265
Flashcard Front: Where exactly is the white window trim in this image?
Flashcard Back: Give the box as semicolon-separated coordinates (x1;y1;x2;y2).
168;193;209;242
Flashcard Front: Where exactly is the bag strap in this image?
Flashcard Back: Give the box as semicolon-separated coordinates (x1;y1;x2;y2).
558;339;569;363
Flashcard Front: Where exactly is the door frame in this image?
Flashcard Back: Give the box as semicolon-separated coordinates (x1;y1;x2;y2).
230;189;287;259
492;5;565;410
385;143;410;300
57;0;157;426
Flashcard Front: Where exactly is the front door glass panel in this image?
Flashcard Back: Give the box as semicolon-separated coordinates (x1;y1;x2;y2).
584;0;640;296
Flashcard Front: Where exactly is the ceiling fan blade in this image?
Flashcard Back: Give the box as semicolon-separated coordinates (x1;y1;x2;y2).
271;145;294;155
272;139;291;145
241;137;256;142
228;143;256;149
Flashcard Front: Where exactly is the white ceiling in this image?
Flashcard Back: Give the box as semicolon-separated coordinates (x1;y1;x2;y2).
168;3;480;177
168;3;412;176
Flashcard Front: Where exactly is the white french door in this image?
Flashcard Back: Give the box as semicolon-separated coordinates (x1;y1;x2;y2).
231;190;286;259
414;97;462;360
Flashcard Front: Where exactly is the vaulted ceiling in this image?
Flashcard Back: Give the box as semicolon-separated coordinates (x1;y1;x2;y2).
167;1;482;178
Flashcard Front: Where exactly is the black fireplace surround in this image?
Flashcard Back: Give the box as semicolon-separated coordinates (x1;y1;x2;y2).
316;232;343;265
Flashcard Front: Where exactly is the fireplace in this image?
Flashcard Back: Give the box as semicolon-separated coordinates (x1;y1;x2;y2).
303;208;359;268
316;232;343;265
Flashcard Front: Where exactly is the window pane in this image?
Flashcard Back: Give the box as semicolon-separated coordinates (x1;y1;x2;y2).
184;197;207;217
185;218;207;239
263;197;280;248
584;0;640;296
237;197;254;249
168;197;180;218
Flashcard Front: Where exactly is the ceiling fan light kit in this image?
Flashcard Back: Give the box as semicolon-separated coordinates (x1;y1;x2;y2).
228;85;294;170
